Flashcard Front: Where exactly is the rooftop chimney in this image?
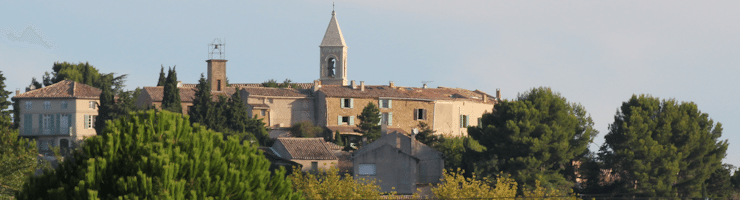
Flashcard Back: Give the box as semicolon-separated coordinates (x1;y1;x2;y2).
177;81;183;88
483;94;488;103
351;80;356;89
389;81;395;88
360;81;365;91
423;83;428;89
496;88;501;101
313;80;322;92
16;89;20;96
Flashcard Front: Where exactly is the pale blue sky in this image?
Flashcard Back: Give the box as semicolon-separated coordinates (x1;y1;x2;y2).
2;1;738;168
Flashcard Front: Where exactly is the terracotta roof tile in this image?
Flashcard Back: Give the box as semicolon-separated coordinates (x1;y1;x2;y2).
13;80;101;99
241;87;312;97
181;83;314;89
141;86;236;102
318;85;495;104
274;138;337;160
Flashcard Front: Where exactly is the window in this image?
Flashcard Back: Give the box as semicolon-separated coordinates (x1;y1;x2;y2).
311;162;319;172
358;164;376;175
89;101;96;109
61;101;68;109
380;112;393;125
42;114;51;135
460;115;469;128
340;98;353;108
260;110;266;116
60;114;69;135
60;139;70;150
217;80;222;91
25;101;32;110
44;101;51;110
85;115;96;129
414;109;427;120
338;116;354;125
379;99;392;109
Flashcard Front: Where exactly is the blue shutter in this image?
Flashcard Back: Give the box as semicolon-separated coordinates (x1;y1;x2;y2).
378;99;382;108
465;115;469;128
53;114;58;135
85;115;89;129
460;115;463;128
388;100;392;108
24;114;31;135
349;98;354;108
378;114;382;125
337;116;343;125
38;114;42;133
388;112;393;126
349;116;354;125
340;98;345;108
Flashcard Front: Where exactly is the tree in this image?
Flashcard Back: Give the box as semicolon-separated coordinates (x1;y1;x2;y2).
598;94;728;197
29;77;42;90
357;102;381;141
433;169;517;199
0;71;12;128
41;62;127;92
161;66;182;113
290;167;389;199
414;122;442;147
704;164;735;198
290;122;324;138
94;76;115;135
0;125;39;199
18;110;301;199
467;87;598;194
156;65;166;86
189;74;212;126
262;79;301;89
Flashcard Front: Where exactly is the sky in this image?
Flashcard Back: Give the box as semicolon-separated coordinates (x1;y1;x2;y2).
1;1;738;167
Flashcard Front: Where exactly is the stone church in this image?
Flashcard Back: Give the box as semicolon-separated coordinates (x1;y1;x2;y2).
136;10;498;138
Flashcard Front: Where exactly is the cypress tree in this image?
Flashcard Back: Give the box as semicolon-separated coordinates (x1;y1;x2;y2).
161;66;182;113
94;77;115;135
157;65;166;86
357;102;381;141
18;110;302;199
189;73;212;126
0;71;12;127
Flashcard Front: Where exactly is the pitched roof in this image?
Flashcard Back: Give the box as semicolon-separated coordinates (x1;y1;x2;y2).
273;138;338;160
141;86;236;103
180;83;314;90
241;87;312;97
318;85;496;104
13;80;101;99
320;11;347;47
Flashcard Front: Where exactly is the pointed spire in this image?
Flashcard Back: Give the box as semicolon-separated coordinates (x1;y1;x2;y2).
320;10;346;47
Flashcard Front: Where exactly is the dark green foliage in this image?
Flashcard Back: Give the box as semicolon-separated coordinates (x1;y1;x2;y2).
290;122;324;138
467;87;597;194
262;79;301;89
29;77;42;90
12;99;19;129
357;102;381;141
434;136;485;172
0;125;38;198
41;62;128;92
17;110;302;199
189;77;270;146
94;79;115;135
334;131;344;146
414;122;443;147
704;164;735;198
161;66;182;113
599;94;728;197
0;71;12;128
157;65;166;86
189;74;212;126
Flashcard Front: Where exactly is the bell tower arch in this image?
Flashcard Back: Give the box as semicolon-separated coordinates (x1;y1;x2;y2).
319;10;348;86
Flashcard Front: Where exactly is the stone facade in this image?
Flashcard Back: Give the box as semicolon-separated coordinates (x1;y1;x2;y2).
207;59;227;91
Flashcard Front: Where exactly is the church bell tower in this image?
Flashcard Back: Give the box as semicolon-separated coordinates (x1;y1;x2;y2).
319;10;348;86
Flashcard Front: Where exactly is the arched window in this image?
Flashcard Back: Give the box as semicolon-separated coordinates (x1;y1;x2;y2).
327;58;336;77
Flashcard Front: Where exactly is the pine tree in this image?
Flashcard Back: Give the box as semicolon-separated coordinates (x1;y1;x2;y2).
94;77;115;135
161;66;182;113
467;87;597;194
17;110;302;199
357;102;381;141
0;122;38;198
157;65;166;86
189;74;212;126
0;71;12;127
599;94;728;197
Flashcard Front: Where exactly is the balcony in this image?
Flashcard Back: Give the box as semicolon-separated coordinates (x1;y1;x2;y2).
20;127;73;136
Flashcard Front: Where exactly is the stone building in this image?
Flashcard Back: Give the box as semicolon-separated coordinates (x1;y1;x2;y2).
269;137;338;172
135;10;498;138
12;80;101;155
352;125;444;194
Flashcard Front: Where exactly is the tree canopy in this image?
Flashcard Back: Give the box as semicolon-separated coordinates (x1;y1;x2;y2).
598;94;728;197
357;102;381;141
0;125;39;198
0;71;12;127
40;62;127;93
467;87;597;194
157;65;166;86
18;110;301;199
161;66;182;113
